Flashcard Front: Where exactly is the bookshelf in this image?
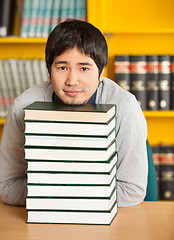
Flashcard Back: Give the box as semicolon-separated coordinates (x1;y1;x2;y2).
0;0;174;146
87;0;174;146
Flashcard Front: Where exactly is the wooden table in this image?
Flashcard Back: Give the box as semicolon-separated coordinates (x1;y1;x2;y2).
0;200;173;240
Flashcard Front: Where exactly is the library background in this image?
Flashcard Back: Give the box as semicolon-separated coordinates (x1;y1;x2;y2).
0;0;174;201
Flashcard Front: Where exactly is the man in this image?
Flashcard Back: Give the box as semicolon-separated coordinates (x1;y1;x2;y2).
0;19;148;207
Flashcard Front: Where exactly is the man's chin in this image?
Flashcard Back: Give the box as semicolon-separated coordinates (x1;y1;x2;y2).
61;98;87;106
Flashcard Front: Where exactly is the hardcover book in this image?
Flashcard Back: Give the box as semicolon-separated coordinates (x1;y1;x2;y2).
146;55;159;110
130;55;147;110
158;55;171;110
114;55;130;91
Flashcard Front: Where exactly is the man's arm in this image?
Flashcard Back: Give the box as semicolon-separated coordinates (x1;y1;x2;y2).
116;96;148;207
0;101;27;206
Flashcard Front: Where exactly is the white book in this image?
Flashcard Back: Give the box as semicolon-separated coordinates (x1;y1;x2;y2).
17;59;29;91
24;130;115;148
9;59;23;97
27;165;116;185
26;152;117;173
26;189;117;211
39;60;48;82
24;141;116;161
42;0;53;37
24;101;116;123
27;178;116;197
3;60;15;102
24;60;35;88
28;0;40;37
24;117;115;137
0;60;8;117
32;59;43;85
27;202;118;224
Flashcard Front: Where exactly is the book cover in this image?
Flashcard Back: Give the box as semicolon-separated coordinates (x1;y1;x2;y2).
130;55;147;110
114;55;130;91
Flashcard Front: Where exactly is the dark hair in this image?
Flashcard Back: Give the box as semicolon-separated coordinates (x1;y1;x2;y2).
45;19;108;76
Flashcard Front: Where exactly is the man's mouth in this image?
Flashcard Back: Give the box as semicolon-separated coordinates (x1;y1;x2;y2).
64;90;82;97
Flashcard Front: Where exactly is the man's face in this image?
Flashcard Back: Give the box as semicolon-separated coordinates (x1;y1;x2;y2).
50;47;104;105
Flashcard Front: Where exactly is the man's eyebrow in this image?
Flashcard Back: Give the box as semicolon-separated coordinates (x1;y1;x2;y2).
78;62;93;66
54;61;68;65
54;61;93;66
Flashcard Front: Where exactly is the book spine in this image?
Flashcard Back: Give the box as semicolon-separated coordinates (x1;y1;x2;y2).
28;0;40;38
9;59;23;97
114;55;130;91
59;0;69;23
32;59;43;85
130;55;147;110
68;0;75;19
146;55;159;110
170;56;174;110
20;0;32;37
24;60;35;88
3;60;15;104
158;145;174;200
17;59;29;91
35;0;46;38
50;0;61;32
151;146;160;199
158;55;171;110
39;59;49;82
75;0;87;21
0;0;15;37
0;60;9;117
42;0;54;38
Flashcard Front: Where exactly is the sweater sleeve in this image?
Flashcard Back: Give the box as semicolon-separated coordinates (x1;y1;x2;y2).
0;100;27;206
116;96;148;207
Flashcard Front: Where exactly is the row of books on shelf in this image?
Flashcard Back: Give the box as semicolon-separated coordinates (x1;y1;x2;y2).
151;145;174;201
24;101;117;224
0;59;48;118
0;0;87;38
114;55;174;110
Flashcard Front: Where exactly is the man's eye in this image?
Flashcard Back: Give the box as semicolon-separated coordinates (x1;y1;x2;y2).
81;67;89;71
58;66;67;70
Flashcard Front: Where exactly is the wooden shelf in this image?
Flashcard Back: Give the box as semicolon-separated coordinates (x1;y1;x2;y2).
0;118;5;124
143;111;174;118
0;37;47;44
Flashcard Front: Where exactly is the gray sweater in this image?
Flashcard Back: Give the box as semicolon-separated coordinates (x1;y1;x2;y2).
0;77;148;207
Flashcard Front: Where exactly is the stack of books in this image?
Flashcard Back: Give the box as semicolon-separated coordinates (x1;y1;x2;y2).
24;101;118;225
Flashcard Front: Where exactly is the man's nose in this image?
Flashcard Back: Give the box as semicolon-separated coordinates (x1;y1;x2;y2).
65;70;79;86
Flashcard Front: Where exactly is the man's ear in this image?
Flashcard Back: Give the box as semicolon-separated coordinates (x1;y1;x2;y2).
99;68;105;82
